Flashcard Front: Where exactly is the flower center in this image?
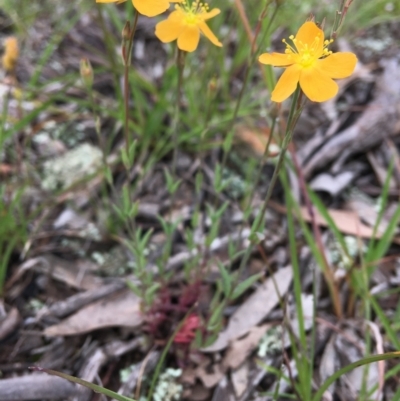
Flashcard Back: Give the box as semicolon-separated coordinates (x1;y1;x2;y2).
176;0;210;25
283;33;333;68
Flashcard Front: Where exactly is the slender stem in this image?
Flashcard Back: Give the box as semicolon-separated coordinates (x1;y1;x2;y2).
220;0;278;171
123;11;139;154
120;10;140;274
236;86;301;278
172;49;186;174
96;7;123;102
253;86;300;234
244;116;277;211
289;142;343;318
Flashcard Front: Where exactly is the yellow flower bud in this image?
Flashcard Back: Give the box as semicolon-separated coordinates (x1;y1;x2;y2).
2;37;19;73
80;58;94;89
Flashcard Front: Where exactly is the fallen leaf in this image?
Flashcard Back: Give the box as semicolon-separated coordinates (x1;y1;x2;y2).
202;266;293;352
0;307;21;341
300;207;400;244
222;324;270;369
234;123;276;158
310;172;355;196
0;163;13;175
196;363;224;388
210;376;234;401
183;383;211;401
319;333;338;396
36;255;101;290
44;288;143;336
231;361;249;398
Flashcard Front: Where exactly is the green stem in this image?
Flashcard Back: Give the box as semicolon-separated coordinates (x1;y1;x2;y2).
96;7;123;103
244;116;277;211
252;86;300;234
123;11;139;154
172;49;186;175
220;1;279;171
235;86;301;282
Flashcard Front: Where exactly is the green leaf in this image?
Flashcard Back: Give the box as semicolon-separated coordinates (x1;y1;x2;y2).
231;273;263;300
163;168;181;195
144;282;161;305
208;301;225;330
202;331;219;348
126;280;141;297
217;261;232;297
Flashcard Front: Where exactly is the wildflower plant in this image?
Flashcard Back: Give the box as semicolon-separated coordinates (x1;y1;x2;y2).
24;0;400;400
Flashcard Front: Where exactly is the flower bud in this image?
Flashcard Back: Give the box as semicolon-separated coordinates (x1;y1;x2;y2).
122;21;131;43
2;37;19;73
80;58;93;89
208;77;218;94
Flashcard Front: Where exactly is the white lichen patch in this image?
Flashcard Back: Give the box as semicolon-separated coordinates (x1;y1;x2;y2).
42;143;103;191
258;325;283;358
153;368;183;401
328;235;366;270
91;246;134;276
354;37;392;53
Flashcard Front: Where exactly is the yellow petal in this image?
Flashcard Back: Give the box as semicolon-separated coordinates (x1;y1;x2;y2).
155;12;184;42
295;21;323;56
133;0;169;17
199;22;222;47
316;52;357;79
259;52;293;66
177;26;200;52
299;67;338;102
271;64;301;103
202;8;221;20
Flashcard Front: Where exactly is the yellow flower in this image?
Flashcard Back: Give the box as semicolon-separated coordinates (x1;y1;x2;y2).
2;37;19;73
259;21;357;102
155;0;222;52
96;0;182;18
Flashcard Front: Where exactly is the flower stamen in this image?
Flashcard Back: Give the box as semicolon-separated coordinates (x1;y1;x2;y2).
282;32;334;68
176;0;211;25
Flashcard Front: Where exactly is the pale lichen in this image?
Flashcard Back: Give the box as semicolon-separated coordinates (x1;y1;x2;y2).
153;368;183;401
42;143;103;191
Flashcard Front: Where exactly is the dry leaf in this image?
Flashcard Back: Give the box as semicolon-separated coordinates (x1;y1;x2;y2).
222;324;270;369
202;266;293;352
319;334;338;396
35;255;102;290
310;172;355;196
300;207;400;244
234;124;276;158
44;288;143;336
231;361;249;398
0;163;13;175
196;363;224;388
0;307;21;341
